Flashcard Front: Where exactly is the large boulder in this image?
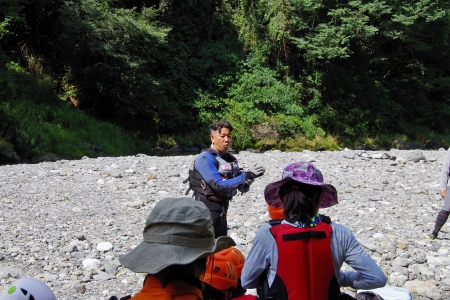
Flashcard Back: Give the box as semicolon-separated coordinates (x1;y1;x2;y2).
391;139;423;150
251;123;280;141
407;150;426;163
34;153;60;162
424;139;440;149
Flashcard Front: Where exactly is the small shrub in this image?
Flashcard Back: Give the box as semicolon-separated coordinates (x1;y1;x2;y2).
277;135;339;151
0;138;14;155
254;139;278;151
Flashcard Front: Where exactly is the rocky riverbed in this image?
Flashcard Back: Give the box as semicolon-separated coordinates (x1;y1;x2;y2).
0;149;449;299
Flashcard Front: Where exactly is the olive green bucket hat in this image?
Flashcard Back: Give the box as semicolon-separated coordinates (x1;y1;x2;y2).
119;197;236;274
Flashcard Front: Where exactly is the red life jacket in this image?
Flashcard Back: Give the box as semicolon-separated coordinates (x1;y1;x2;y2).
264;220;340;300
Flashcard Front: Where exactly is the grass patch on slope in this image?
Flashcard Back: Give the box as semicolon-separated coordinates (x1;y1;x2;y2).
0;56;152;161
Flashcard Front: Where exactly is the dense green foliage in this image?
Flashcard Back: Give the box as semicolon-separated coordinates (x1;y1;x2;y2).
229;0;450;143
0;53;152;160
1;0;450;158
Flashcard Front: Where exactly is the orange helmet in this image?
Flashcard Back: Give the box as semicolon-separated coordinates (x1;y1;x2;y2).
214;247;245;277
201;253;238;290
268;204;284;220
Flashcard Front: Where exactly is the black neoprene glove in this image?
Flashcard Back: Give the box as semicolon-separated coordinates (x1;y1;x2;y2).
245;165;265;180
244;165;266;185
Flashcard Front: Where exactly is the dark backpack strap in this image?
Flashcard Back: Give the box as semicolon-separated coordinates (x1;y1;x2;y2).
258;273;288;300
328;275;345;300
222;152;237;163
320;214;332;224
269;219;282;226
108;296;131;300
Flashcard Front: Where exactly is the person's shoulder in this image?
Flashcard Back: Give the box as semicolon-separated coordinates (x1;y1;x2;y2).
253;222;275;245
331;222;354;236
197;149;216;160
200;148;214;154
329;222;359;249
330;221;349;230
255;222;272;236
259;222;272;230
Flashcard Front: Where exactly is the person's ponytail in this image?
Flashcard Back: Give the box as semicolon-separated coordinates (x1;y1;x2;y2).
279;181;322;224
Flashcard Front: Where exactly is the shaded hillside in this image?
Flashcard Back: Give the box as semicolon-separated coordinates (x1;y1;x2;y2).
1;0;450;159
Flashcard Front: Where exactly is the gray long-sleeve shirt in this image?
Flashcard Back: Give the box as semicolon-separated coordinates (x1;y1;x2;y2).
241;220;387;290
440;148;450;191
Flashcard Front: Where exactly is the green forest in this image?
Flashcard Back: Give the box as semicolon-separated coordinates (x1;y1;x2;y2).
1;0;449;161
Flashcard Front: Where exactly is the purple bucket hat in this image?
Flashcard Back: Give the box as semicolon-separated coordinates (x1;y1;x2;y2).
264;162;338;209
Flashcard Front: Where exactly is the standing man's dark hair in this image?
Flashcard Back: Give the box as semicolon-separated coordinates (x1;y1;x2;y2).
185;120;265;237
210;120;233;134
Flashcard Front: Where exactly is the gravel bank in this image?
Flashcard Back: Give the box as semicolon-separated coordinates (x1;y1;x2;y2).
0;149;448;299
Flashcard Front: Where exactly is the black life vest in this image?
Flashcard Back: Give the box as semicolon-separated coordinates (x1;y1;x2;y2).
184;148;241;198
258;216;342;300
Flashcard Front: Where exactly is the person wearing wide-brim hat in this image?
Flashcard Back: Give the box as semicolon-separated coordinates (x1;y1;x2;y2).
119;197;236;300
241;162;386;300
